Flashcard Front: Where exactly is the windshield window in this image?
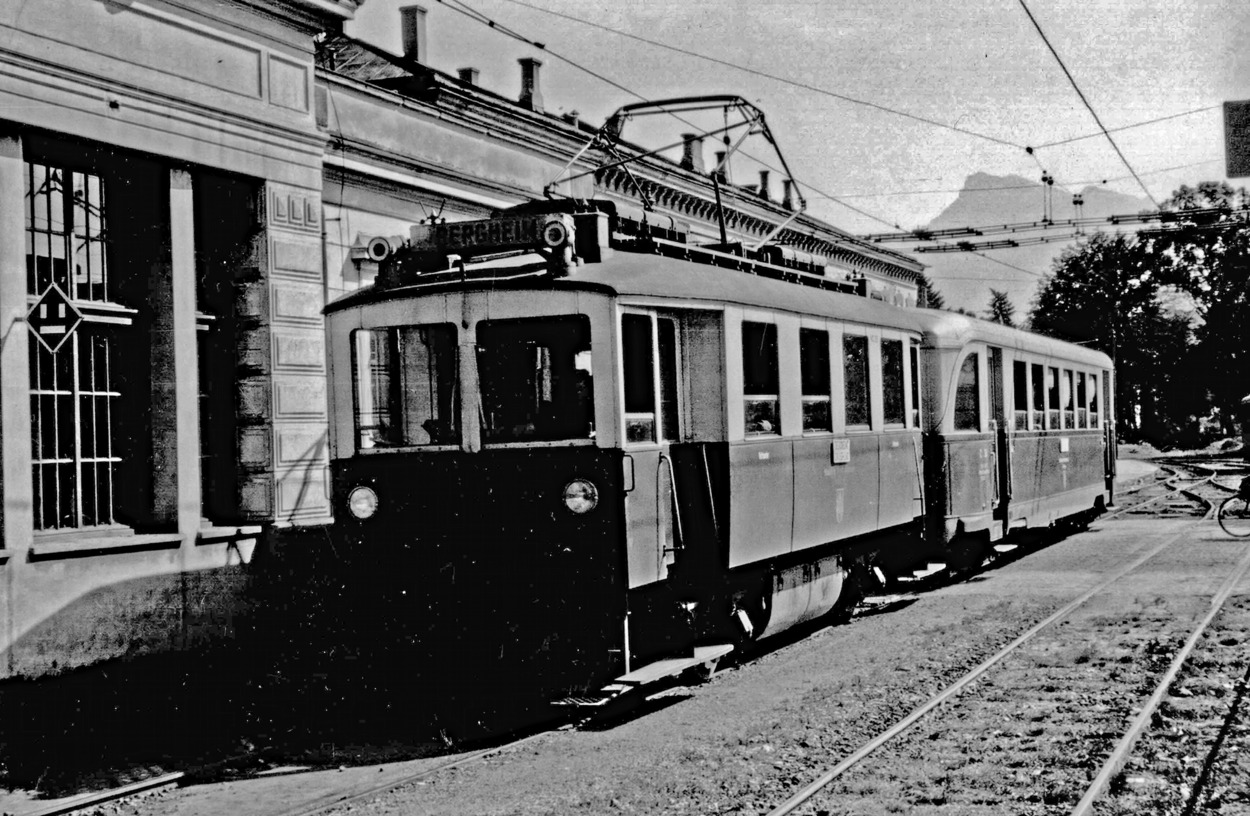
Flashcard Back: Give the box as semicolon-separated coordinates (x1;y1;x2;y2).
353;324;459;449
477;315;594;443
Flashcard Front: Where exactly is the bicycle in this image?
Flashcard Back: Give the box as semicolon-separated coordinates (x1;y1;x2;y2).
1217;476;1250;537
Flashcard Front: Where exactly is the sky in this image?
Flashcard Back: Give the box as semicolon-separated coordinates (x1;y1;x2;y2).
345;0;1249;239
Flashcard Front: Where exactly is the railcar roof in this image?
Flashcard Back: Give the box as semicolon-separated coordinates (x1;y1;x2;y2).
327;249;1111;368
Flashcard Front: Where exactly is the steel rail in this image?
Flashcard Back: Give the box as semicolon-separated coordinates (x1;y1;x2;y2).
1070;542;1250;816
1102;475;1213;520
270;729;555;816
763;520;1203;816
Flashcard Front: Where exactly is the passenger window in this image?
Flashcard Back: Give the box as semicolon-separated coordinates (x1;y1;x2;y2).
1030;363;1045;430
1047;367;1060;429
352;324;459;449
1076;372;1088;429
742;321;780;435
800;328;832;433
477;315;594;444
909;341;921;429
882;339;905;426
1012;360;1028;430
843;334;871;428
622;314;656;443
954;353;980;431
1062;370;1075;429
1089;374;1100;428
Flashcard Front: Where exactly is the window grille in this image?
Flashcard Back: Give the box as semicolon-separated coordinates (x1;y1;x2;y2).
26;161;122;530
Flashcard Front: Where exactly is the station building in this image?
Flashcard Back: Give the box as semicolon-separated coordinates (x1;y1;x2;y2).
0;0;922;680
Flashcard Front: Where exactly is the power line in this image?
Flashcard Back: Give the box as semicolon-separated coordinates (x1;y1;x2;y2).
1016;0;1160;209
440;0;1041;281
496;0;1031;154
1032;105;1220;150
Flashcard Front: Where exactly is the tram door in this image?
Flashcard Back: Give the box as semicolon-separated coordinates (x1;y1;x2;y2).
621;311;723;591
989;347;1010;534
622;313;684;588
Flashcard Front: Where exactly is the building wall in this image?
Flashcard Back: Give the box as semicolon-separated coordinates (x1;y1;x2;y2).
0;0;355;678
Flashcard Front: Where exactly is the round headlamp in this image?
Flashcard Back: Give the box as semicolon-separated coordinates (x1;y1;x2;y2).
347;486;379;519
562;479;599;514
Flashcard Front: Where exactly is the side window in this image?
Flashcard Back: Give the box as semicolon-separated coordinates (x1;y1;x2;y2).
954;353;980;431
1047;366;1060;429
1062;369;1075;429
909;341;922;429
353;324;459;449
882;339;905;426
1031;363;1045;430
1013;360;1029;430
1076;372;1088;429
742;321;780;435
1089;373;1100;428
622;313;656;443
800;328;832;433
843;334;871;428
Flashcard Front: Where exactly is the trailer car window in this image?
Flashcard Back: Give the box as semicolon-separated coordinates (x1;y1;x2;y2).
843;334;871;428
1047;366;1060;429
954;353;980;431
1013;360;1028;430
1090;374;1100;428
477;315;594;444
800;328;832;433
910;341;921;428
1031;363;1045;430
882;339;905;426
1062;369;1075;429
743;321;780;435
1076;372;1088;428
352;324;459;450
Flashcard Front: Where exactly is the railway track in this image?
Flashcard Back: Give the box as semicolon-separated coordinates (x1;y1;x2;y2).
764;514;1250;816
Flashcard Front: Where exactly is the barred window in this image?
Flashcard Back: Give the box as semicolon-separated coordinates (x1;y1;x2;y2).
26;162;124;530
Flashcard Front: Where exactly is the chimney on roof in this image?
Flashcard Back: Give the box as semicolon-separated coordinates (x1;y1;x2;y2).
518;57;544;112
758;170;770;201
680;134;705;174
400;5;427;64
782;178;794;210
457;67;479;86
563;110;581;129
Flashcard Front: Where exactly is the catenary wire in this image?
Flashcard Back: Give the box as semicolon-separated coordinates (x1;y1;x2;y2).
1032;105;1220;150
439;0;1048;281
1015;0;1161;209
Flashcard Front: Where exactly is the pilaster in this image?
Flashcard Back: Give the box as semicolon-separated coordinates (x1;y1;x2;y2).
0;133;31;554
237;181;331;525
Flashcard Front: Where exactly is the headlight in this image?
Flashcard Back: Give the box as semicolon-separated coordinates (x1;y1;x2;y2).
347;486;379;519
562;479;599;514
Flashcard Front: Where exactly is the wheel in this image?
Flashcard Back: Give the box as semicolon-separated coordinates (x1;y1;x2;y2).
1217;496;1250;537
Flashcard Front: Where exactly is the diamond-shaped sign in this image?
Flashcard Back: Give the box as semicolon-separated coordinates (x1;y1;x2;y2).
27;284;82;353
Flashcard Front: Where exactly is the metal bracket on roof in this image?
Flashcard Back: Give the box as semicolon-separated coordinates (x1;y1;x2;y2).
543;95;807;250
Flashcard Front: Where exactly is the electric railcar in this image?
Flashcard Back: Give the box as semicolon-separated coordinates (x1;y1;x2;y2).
324;202;1115;702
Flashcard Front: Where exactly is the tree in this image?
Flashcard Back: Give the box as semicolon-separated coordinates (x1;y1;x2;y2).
916;271;945;309
985;289;1016;326
1030;232;1195;444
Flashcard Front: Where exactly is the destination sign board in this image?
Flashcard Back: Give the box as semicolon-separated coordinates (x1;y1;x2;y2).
409;214;571;253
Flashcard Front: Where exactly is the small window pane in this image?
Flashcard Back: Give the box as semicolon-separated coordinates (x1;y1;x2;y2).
1062;370;1075;429
954;353;980;431
1013;360;1028;430
843;334;870;427
800;328;831;433
1047;366;1060;429
622;314;656;443
743;322;779;435
882;339;905;425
